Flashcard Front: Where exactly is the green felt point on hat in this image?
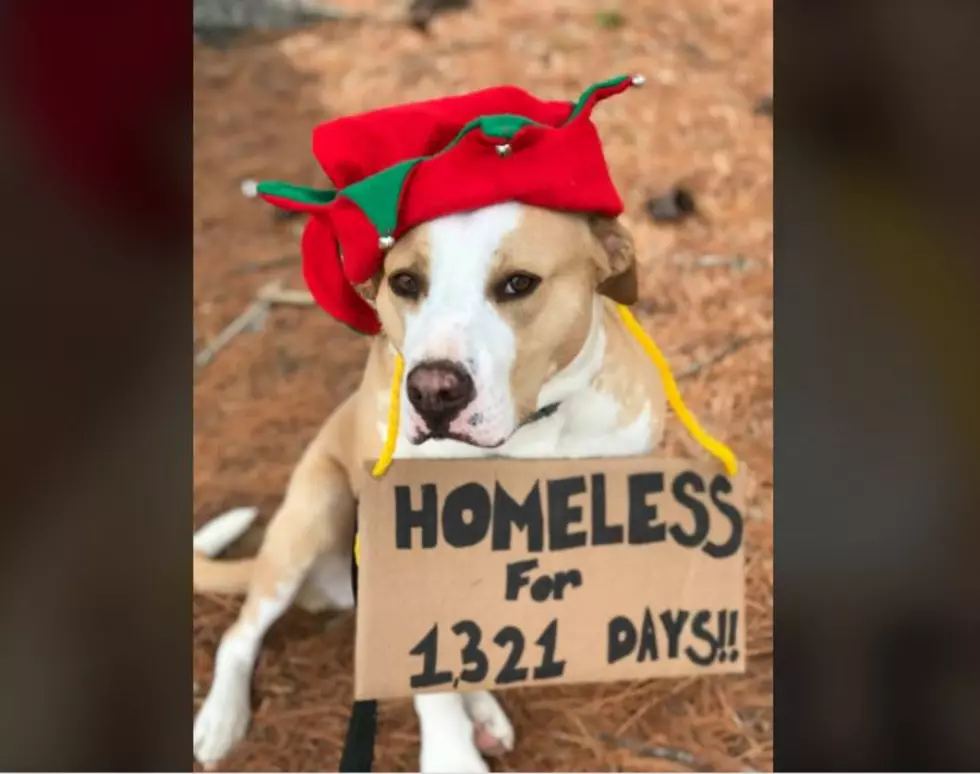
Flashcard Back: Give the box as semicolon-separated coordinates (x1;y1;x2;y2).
342;158;422;238
256;180;338;206
568;74;631;121
473;113;542;141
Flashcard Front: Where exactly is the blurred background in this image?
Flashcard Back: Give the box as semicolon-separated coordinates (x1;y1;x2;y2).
193;0;773;771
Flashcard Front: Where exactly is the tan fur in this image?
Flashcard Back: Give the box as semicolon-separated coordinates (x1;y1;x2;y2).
488;209;593;418
592;298;667;442
589;214;640;305
494;209;642;419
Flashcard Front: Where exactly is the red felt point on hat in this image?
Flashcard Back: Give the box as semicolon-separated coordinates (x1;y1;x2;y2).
256;180;338;213
330;198;387;285
258;192;328;213
302;216;381;335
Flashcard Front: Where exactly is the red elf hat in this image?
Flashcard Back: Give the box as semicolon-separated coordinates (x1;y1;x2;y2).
256;74;645;334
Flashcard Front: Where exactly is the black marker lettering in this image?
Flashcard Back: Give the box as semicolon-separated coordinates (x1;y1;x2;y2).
550;569;583;600
493;626;528;685
636;607;659;662
529;574;553;602
669;471;709;548
505;561;583;602
683;610;718;666
408;624;453;688
492;481;544;551
452;620;489;684
607;615;638;664
716;610;729;663
442;482;491;548
395;484;438;549
533;619;565;679
727;610;740;662
703;475;744;559
504;559;539;601
547;476;588;550
590;473;623;545
659;609;689;659
627;473;666;544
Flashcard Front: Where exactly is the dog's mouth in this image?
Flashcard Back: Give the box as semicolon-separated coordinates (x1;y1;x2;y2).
411;403;561;448
411;429;506;448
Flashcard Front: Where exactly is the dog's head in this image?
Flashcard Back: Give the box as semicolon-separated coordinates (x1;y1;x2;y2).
363;202;637;447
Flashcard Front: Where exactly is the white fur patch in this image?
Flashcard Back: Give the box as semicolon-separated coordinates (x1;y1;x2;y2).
414;693;487;773
193;507;259;557
400;203;523;446
536;296;606;409
413;690;516;772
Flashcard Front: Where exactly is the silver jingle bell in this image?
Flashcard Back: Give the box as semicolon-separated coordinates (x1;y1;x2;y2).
495;143;513;157
631;74;646;87
379;235;395;250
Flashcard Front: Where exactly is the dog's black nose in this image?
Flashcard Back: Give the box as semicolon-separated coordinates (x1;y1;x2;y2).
406;359;475;429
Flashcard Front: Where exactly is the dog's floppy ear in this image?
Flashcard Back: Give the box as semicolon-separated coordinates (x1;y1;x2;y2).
589;215;638;305
354;272;382;305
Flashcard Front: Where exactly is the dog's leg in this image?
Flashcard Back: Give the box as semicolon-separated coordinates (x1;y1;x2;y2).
416;693;488;774
415;690;515;773
463;691;516;757
193;560;301;766
193;416;356;765
292;542;355;613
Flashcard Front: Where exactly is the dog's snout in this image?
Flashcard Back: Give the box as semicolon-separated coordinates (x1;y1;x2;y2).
406;359;475;428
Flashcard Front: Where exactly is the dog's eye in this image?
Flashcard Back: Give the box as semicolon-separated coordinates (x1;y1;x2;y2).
496;273;541;300
389;271;421;299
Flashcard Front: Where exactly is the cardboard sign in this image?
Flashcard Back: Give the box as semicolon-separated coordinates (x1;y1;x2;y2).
354;456;745;701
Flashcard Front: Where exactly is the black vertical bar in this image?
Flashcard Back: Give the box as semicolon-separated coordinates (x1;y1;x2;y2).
339;527;377;773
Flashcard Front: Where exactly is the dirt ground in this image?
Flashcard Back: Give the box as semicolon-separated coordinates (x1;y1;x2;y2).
193;0;772;770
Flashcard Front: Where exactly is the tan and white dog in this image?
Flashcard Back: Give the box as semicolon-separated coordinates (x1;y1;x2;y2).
193;201;667;772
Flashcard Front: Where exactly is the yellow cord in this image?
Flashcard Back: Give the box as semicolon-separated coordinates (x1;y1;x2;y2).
371;352;404;479
616;304;738;475
360;354;403;564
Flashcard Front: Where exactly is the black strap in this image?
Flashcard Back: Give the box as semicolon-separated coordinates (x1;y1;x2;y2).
339;700;377;772
519;401;561;428
339;531;378;773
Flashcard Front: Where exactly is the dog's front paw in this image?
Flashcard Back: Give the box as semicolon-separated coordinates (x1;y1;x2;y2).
419;735;491;774
463;691;515;757
193;672;251;765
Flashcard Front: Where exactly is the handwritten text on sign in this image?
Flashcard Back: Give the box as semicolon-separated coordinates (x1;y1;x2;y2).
355;457;746;700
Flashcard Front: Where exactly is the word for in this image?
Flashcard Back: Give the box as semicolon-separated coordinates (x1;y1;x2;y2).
408;618;566;690
394;471;742;558
504;558;582;602
608;608;740;667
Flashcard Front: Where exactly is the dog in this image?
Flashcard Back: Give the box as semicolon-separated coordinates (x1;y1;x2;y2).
193;201;668;772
